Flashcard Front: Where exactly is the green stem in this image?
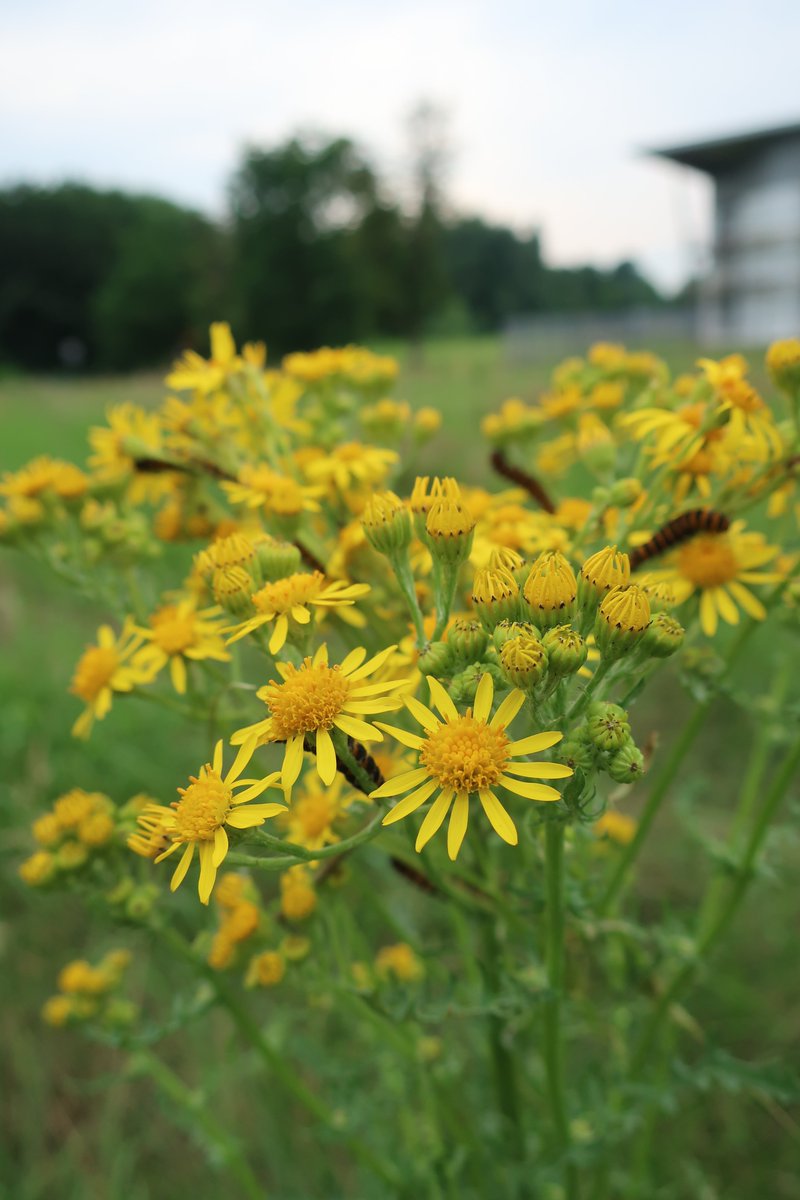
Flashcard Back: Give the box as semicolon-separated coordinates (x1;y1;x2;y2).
483;918;524;1159
246;810;385;864
127;1048;264;1200
432;560;461;640
565;659;612;724
597;617;758;915
154;923;401;1189
696;657;791;939
631;732;800;1074
389;547;427;646
543;822;578;1198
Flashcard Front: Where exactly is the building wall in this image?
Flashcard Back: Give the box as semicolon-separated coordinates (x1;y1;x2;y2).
700;136;800;343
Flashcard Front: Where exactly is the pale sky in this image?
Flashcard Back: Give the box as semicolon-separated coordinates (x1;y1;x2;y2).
2;0;799;290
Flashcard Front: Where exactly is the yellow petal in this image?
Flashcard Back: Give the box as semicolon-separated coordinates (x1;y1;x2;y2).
499;775;561;802
472;673;494;722
212;825;228;868
373;722;425;750
371;767;431;799
426;675;459;721
170;843;194;891
316;727;337;785
381;778;439;825
700;589;718;637
508;731;562;755
269;614;288;654
333;714;384;743
505;761;573;779
447;793;470;860
415;790;454;851
197;841;218;905
489;689;526;730
282;735;305;787
479;790;518;845
404;695;441;732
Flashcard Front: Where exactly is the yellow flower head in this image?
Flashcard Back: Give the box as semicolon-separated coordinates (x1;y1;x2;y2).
283;773;352;852
523;552;577;627
166;322;242;394
409;476;461;518
598;584;651;634
70;621;155;739
231;644;410;789
0;456;87;502
246;950;285;988
146;741;285;904
371;673;571;860
137;600;230;694
580;545;631;598
301;442;398;495
766;338;800;392
375;943;425;983
223;465;322;521
224;572;369;653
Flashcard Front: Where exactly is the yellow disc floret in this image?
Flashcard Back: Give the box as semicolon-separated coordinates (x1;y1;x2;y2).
173;769;232;841
420;716;509;794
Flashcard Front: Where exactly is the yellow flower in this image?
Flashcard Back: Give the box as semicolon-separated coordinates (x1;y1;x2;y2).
523;551;577;627
0;456;87;501
70;621;155;738
231;645;409;788
280;866;318;921
766;338;800;392
223;572;370;652
375;943;424;983
246;950;285;988
643;522;782;637
222;465;323;520
166;322;242;394
282;773;353;852
595;810;637;845
42;995;74;1026
619;401;707;463
88;404;168;500
137;600;230;693
371;673;572;860
698;356;782;461
301;442;398;496
147;740;285;904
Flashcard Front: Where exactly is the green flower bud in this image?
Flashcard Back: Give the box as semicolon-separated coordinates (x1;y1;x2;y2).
607;742;645;784
212;565;255;616
57;841;89;871
641;612;685;659
542;625;588;677
450;663;504;705
608;478;644;508
362;491;413;556
446;619;488;664
492;620;541;651
102;999;139;1028
586;703;631;752
417;641;454;676
499;634;548;690
255;536;302;581
125;886;158;921
557;736;597;773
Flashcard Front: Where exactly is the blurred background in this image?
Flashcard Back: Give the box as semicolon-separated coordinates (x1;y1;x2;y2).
2;2;800;1198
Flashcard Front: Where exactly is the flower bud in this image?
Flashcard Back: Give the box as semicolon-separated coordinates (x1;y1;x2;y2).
413;407;442;441
542;625;588;678
595;584;651;657
409;476;460;539
523;552;577;629
641;581;677;613
362;491;413;556
255;536;302;581
450;663;504;705
607;742;645;784
557;736;597;773
594;810;637;844
18;850;56;887
212;564;255;615
608;478;644;508
586;703;631;752
492;620;541;651
426;499;475;566
576;413;616;475
579;545;630;609
472;568;520;630
499;634;548;691
641;612;685;659
417;640;454;676
766;338;800;393
446;619;488;664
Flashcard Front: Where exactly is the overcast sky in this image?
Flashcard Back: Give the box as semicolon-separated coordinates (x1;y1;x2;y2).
3;0;799;289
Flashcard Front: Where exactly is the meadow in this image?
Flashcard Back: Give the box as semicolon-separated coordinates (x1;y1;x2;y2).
1;336;798;1200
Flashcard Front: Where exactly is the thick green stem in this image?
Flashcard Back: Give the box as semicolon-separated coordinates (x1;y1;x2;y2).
543;822;578;1198
432;560;461;640
127;1049;264;1200
631;732;800;1074
565;659;612;724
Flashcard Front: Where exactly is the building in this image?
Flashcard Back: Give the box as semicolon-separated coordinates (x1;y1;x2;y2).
652;120;800;344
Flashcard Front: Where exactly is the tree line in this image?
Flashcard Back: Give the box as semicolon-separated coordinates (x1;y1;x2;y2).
0;134;664;371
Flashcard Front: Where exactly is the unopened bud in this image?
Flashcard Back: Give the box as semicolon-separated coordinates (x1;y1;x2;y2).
542;625;588;678
607;742;645;784
586;703;631;752
499;634;548;690
641;612;685;659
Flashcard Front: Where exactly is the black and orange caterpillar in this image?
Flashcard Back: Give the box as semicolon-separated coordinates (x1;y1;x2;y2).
629;508;730;571
489;449;556;514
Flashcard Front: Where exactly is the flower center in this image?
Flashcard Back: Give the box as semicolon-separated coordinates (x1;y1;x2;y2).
421;716;509;794
151;607;197;655
173;769;232;841
253;573;323;614
72;647;118;701
263;663;350;738
678;536;739;587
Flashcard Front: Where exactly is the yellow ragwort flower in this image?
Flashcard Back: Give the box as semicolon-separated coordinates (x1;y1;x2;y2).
147;740;285;904
223;464;323;521
70;621;155;738
231;644;410;788
371;673;571;860
223;572;370;653
137;599;230;693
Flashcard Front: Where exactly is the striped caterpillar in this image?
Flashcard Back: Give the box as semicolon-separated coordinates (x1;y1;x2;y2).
630;509;730;570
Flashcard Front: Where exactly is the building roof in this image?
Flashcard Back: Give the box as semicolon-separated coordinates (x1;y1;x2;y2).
648;119;800;174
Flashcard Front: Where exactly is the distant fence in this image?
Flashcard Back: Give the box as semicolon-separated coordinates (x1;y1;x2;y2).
503;308;698;361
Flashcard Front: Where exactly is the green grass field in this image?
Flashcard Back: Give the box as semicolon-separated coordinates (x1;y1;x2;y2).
1;337;798;1199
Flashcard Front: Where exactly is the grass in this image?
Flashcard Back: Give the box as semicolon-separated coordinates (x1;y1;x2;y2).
1;336;798;1199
